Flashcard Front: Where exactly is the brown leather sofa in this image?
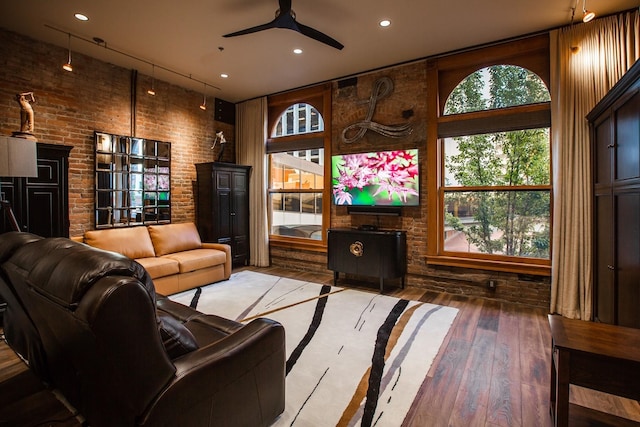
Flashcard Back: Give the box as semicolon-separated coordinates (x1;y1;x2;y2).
0;232;285;427
73;222;231;295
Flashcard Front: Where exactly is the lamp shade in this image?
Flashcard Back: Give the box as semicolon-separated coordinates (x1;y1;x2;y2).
0;136;38;177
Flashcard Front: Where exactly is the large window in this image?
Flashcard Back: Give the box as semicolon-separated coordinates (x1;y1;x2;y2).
267;85;331;247
427;35;552;274
269;141;324;240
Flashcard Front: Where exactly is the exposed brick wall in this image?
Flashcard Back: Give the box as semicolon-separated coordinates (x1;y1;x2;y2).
272;61;552;309
0;28;233;236
0;28;551;309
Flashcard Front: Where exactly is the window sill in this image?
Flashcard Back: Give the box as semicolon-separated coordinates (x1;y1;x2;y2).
426;255;551;276
269;236;327;253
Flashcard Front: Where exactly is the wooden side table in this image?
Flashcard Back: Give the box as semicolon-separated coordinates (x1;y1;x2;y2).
548;314;640;426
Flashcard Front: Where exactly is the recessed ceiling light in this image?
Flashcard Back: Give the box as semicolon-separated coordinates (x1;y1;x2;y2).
379;19;391;27
74;13;89;21
293;48;303;54
220;73;229;78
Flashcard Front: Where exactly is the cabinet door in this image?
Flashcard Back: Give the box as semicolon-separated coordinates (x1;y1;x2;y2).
231;170;249;264
615;91;640;181
327;231;365;274
25;154;67;237
616;192;640;328
594;117;613;186
25;186;62;237
594;194;614;324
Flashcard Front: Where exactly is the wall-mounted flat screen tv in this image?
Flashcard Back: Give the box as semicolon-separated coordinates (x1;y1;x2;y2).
331;149;419;207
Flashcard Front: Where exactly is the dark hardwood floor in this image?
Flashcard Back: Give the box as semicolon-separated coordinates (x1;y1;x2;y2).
1;266;639;426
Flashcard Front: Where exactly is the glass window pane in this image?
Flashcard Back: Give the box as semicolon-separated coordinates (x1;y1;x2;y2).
269;102;325;241
444;190;550;259
269;192;323;240
284;193;300;212
443;65;550;115
444;128;550;187
273;103;324;137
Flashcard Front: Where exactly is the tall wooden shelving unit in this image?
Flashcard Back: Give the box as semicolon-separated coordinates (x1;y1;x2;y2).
588;60;640;328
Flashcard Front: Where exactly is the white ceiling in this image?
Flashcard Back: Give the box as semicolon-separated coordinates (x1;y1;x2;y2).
1;0;638;103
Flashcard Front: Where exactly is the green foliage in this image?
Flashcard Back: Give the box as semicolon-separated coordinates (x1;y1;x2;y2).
443;65;551;259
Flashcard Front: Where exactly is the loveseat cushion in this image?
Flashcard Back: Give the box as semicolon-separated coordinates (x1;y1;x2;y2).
157;312;199;359
163;249;227;273
135;257;180;279
148;223;202;256
84;226;156;259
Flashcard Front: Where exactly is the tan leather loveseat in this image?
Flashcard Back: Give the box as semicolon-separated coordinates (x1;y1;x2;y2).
74;222;231;295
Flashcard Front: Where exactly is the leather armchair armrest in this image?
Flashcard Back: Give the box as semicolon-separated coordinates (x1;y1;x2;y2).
139;318;285;427
201;243;232;279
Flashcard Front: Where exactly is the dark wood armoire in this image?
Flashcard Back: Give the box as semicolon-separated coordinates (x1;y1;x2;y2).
195;162;251;266
588;60;640;328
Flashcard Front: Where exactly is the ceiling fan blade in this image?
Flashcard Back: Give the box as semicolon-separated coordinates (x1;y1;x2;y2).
296;22;344;50
223;21;277;38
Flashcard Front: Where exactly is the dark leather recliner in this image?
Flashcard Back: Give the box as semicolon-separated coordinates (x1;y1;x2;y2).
0;232;285;427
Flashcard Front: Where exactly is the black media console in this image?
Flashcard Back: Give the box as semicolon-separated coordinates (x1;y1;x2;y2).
327;228;407;292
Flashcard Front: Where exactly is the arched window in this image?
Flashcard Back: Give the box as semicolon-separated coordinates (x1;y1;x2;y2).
274;103;324;136
427;36;552;275
267;91;330;244
443;65;550;115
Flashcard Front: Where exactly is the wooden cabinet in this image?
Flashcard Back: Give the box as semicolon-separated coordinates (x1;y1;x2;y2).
196;162;251;265
327;228;407;292
0;143;72;237
588;60;640;328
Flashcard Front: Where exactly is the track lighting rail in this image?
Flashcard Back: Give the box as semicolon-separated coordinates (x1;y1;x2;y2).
45;24;221;92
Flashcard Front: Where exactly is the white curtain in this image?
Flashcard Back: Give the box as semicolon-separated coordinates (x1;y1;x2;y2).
550;10;639;319
236;97;270;267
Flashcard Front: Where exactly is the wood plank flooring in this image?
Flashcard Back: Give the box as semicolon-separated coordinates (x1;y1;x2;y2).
1;266;639;426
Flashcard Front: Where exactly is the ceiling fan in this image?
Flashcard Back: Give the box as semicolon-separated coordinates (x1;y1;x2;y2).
223;0;344;50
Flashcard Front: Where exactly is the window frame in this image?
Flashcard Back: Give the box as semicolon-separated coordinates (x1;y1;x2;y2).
267;84;332;251
426;34;552;275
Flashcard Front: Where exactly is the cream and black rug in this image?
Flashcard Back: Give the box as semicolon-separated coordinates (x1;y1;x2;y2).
170;270;459;427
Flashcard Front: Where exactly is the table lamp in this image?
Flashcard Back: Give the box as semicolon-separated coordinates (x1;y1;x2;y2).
0;136;38;231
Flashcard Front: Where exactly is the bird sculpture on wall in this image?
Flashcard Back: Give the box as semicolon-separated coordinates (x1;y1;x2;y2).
223;0;344;50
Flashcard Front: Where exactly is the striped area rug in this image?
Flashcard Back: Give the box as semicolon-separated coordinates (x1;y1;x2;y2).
170;270;459;427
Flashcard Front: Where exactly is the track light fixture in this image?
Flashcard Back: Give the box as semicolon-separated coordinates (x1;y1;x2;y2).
582;0;595;23
62;33;73;72
46;25;221;96
200;83;207;110
147;64;156;96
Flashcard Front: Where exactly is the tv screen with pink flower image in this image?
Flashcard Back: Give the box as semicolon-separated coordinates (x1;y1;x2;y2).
331;149;419;206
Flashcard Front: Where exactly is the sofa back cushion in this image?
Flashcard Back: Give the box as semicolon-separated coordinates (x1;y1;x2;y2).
4;237;155;309
148;223;202;256
84;226;156;259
